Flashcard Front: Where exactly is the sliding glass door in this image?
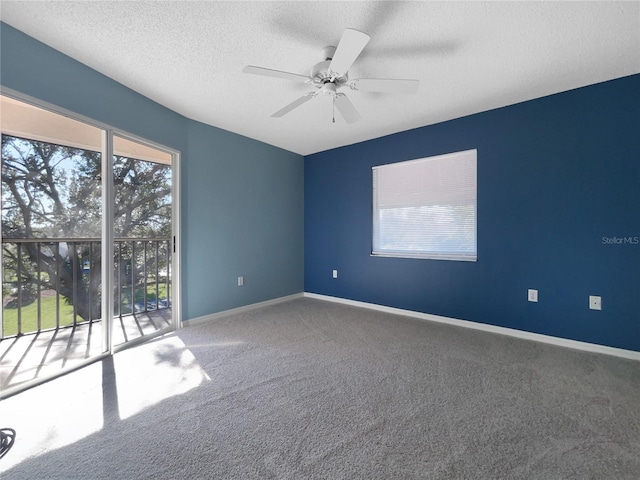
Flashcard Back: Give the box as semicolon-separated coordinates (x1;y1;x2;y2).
0;94;178;395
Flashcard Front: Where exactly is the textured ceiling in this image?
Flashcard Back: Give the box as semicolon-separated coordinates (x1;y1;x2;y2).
1;1;639;156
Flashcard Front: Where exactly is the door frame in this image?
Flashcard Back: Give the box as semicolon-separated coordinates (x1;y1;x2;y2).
0;87;181;394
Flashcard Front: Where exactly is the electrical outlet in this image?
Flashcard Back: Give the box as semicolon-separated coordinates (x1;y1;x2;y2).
332;269;338;279
528;289;538;302
589;295;601;310
238;276;244;287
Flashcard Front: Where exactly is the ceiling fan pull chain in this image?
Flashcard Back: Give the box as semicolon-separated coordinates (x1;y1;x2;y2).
332;96;336;123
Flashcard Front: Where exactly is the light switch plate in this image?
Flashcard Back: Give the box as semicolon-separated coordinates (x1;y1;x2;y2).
528;289;538;302
589;295;601;310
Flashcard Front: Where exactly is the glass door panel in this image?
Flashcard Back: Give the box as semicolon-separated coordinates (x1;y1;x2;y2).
112;134;173;348
1;95;107;391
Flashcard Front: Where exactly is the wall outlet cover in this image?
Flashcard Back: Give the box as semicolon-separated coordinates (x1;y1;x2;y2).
589;295;601;310
528;289;538;302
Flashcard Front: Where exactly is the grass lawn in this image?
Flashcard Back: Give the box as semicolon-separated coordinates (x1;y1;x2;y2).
2;283;169;337
2;294;75;337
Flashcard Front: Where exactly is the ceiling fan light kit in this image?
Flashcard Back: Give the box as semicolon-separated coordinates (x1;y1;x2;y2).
243;28;420;124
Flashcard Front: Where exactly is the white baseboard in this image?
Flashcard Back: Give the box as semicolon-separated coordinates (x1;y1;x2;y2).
303;292;640;361
183;293;304;326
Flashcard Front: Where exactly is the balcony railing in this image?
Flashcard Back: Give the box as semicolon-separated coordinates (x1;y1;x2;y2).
1;237;171;339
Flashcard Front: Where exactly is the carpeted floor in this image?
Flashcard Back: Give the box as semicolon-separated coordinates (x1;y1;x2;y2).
1;297;639;479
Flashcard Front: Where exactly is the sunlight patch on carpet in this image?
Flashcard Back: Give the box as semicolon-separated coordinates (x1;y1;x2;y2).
114;335;211;420
0;333;210;469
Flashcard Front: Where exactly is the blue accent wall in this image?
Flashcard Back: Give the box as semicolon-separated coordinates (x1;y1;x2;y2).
305;74;640;351
1;22;304;321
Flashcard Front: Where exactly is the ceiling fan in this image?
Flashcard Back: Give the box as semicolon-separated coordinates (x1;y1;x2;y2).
243;28;419;124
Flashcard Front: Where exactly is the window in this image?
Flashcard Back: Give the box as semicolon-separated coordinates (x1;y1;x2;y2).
372;149;477;261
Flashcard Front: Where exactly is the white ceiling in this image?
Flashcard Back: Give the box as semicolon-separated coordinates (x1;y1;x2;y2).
1;1;639;156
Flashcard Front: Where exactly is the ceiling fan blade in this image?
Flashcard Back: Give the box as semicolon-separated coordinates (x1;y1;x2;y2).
328;29;370;75
271;93;315;118
349;78;419;94
243;65;310;83
334;94;361;124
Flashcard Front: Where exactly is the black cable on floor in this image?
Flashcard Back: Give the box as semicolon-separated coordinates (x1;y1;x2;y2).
0;428;16;460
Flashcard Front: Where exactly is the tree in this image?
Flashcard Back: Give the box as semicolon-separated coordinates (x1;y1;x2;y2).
2;134;171;325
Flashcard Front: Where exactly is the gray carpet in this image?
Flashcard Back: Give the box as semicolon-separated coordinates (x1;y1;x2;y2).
1;297;639;479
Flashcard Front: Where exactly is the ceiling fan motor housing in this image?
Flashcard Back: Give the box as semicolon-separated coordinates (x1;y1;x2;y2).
310;46;347;87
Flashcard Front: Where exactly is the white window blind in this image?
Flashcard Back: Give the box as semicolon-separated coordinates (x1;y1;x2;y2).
372;149;477;261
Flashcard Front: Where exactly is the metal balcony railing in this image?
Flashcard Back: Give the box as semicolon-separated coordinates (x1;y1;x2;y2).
1;237;171;339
